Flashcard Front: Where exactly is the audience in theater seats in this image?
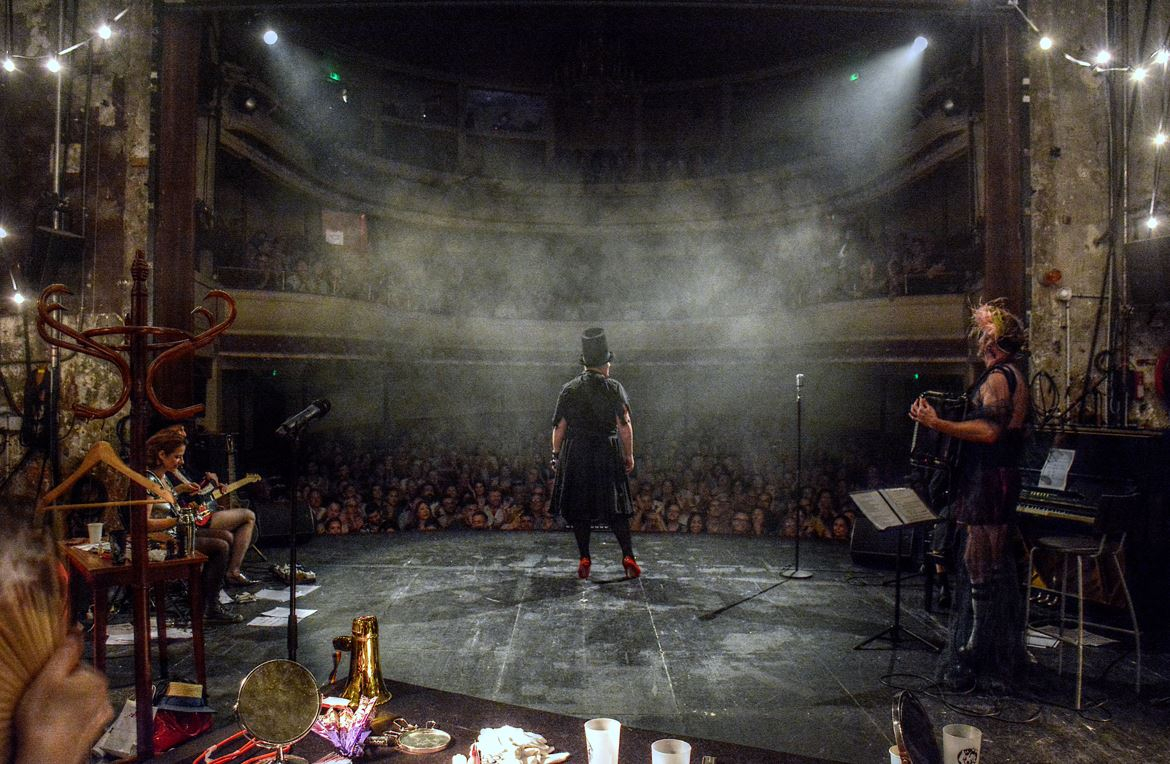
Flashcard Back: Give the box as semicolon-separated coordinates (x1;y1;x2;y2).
294;416;906;546
210;220;978;322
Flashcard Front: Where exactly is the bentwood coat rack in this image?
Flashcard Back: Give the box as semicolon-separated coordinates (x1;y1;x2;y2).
36;251;235;760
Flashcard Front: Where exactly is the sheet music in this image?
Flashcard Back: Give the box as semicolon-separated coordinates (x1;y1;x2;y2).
879;487;936;525
849;490;902;530
1039;448;1076;491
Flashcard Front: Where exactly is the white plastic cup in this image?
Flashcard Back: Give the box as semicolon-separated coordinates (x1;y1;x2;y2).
87;522;103;545
889;744;902;764
651;738;692;764
941;723;981;764
584;718;621;764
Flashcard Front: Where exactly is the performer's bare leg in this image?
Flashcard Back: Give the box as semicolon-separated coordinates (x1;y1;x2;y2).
209;508;257;578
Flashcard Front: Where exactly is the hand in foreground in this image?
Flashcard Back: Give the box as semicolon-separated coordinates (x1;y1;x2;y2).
15;632;114;764
909;396;940;430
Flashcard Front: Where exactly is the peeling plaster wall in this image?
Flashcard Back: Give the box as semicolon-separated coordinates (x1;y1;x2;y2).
0;0;154;507
1028;0;1169;428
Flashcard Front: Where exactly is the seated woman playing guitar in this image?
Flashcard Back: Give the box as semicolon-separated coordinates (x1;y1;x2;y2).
145;430;242;624
152;426;258;587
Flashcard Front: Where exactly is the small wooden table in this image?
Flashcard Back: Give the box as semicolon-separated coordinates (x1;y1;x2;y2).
59;542;207;685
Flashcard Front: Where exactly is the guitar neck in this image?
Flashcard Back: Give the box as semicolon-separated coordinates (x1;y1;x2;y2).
211;474;261;501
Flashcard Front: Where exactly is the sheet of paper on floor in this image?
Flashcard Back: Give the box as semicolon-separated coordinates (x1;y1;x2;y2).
255;584;321;600
106;622;192;644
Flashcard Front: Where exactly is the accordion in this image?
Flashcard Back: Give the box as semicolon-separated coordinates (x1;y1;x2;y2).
910;391;968;471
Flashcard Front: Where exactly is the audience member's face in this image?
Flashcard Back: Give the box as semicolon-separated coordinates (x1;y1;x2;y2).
688;515;704;533
469;512;488;529
326;519;343;535
488;490;503;507
731;513;751;534
832;517;850;540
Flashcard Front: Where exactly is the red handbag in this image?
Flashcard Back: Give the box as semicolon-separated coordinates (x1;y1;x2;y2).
153;708;214;752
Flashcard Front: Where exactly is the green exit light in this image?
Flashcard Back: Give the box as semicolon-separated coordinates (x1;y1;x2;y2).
272;369;279;377
913;373;920;380
329;71;341;82
849;72;860;82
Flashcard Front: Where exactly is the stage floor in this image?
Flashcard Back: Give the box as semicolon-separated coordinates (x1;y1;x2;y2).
100;532;1170;763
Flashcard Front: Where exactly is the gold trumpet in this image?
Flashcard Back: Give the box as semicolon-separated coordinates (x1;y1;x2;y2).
328;615;392;707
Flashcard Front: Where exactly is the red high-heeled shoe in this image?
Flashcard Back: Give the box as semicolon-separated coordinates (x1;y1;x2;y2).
622;556;641;579
577;557;592;579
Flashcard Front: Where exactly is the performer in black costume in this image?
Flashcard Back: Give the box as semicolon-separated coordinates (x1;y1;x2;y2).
910;300;1029;689
550;328;640;580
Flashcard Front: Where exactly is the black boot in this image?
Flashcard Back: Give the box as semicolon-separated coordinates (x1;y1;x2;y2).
937;573;952;610
960;582;994;660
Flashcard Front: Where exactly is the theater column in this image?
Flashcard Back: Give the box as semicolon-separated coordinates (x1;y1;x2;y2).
980;12;1026;315
153;11;201;408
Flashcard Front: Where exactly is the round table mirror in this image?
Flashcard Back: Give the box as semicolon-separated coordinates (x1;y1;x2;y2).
892;690;941;764
237;659;320;763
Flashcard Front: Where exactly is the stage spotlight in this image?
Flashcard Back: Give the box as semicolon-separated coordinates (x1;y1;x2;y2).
98;22;113;40
1095;49;1112;65
45;57;61;73
2;57;15;72
0;225;8;238
243;95;258;112
911;36;929;55
1146;215;1159;231
1133;66;1148;81
1039;36;1054;51
263;29;278;46
11;291;24;306
1157;49;1170;65
1154;132;1167;146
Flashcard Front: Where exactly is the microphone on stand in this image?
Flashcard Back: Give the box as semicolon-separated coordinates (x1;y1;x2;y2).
783;372;813;579
276;398;331;438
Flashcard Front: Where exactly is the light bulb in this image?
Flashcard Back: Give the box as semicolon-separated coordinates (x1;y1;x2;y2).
11;291;24;305
1157;49;1170;65
1155;132;1167;146
1132;66;1148;81
45;57;61;73
98;22;113;40
2;57;14;72
1146;216;1159;230
1095;49;1112;65
1039;36;1054;51
911;36;929;55
0;226;7;238
263;29;278;46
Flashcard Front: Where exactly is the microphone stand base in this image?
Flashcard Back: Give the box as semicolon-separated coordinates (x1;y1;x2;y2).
780;567;814;580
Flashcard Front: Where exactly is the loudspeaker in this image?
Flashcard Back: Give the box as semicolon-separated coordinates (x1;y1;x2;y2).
1125;237;1170;305
254;502;315;544
850;516;917;568
30;226;85;291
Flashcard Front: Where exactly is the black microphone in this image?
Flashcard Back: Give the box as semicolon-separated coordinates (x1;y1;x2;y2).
276;398;331;438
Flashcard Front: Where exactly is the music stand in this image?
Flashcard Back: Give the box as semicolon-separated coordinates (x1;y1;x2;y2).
851;488;941;652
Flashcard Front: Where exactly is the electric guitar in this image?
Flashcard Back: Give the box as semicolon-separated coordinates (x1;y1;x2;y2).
181;473;262;525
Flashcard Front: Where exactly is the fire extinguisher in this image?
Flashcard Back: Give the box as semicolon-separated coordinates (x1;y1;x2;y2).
1156;348;1170;406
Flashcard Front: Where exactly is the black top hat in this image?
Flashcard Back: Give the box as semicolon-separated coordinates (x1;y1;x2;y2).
580;327;614;367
